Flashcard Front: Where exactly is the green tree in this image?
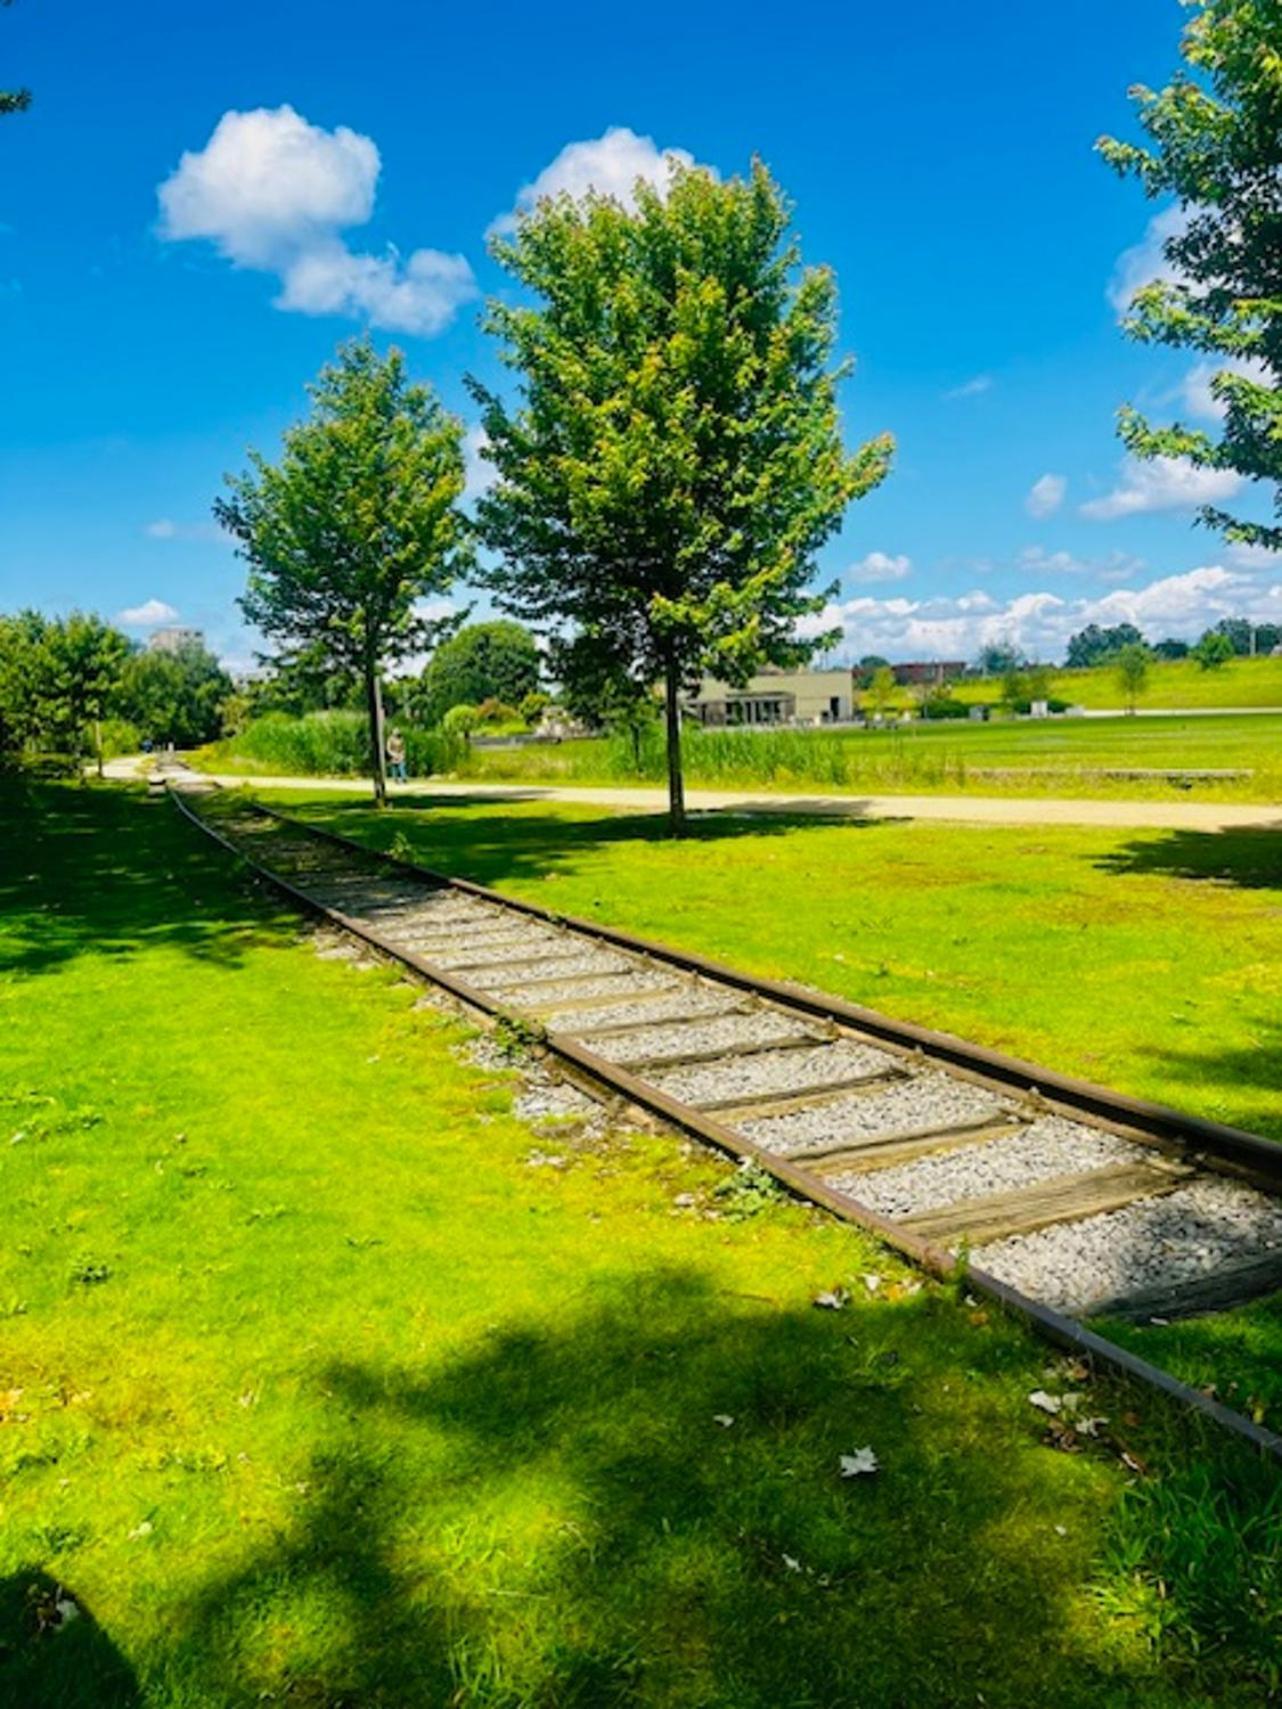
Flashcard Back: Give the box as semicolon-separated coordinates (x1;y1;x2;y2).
1113;642;1153;713
471;160;891;832
1153;636;1190;660
1065;623;1146;669
978;642;1023;677
43;614;131;774
217;339;467;805
1099;1;1281;557
1000;666;1029;713
121;639;232;748
2;0;31;117
1191;628;1235;670
0;610;51;755
418;620;540;726
864;664;898;720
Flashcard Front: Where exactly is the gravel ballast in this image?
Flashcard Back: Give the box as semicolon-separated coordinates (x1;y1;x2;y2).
428;932;572;970
556;988;745;1035
974;1176;1282;1315
652;1039;897;1107
469;950;635;989
839;1116;1147;1219
494;970;679;1007
593;1009;824;1067
741;1071;1009;1155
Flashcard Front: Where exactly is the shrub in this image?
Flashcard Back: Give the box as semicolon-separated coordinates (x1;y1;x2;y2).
920;695;970;721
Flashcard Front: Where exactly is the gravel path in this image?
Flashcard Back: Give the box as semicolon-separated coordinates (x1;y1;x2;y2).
839;1116;1146;1219
741;1071;1009;1155
975;1175;1282;1315
652;1038;896;1107
592;1009;823;1066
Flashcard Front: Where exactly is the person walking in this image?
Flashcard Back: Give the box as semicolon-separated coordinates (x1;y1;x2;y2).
386;728;408;784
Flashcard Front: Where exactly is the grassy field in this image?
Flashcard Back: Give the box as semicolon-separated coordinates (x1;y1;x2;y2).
2;781;1282;1705
950;653;1282;713
266;788;1282;1414
444;712;1282;803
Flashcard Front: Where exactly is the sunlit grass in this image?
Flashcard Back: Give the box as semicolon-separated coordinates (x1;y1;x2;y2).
3;782;1281;1704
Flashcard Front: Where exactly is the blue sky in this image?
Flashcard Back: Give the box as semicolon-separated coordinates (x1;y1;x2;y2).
3;0;1279;669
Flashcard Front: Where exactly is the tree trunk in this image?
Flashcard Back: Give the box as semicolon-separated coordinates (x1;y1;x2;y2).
365;663;388;807
663;657;686;837
94;718;103;779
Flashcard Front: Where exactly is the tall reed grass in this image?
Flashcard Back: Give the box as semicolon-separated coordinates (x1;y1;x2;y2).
218;711;465;777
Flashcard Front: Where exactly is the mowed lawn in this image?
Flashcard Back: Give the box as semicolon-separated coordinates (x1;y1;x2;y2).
449;712;1282;803
3;784;1282;1708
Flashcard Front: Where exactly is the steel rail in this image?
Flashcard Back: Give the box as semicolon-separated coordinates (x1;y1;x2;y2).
168;782;1282;1461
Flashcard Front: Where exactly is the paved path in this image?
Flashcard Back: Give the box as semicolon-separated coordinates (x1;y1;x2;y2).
147;761;1282;833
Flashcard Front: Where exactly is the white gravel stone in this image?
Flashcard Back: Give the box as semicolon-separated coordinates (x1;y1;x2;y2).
470;950;635;989
497;970;678;1007
974;1176;1282;1315
551;989;743;1034
838;1117;1145;1219
740;1071;1009;1155
426;932;572;970
652;1039;897;1107
592;1009;821;1067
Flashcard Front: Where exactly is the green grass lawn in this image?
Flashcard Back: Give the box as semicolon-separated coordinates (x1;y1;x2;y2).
434;711;1282;804
264;788;1282;1422
4;782;1282;1706
951;653;1282;712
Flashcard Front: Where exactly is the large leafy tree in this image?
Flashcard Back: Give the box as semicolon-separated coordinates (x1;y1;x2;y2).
217;339;468;804
417;620;540;725
2;0;31;118
121;639;232;749
44;613;130;773
1099;0;1281;556
471;160;892;832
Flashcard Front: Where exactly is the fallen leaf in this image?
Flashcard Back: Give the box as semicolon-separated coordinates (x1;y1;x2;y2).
713;1414;735;1429
862;1274;882;1294
1028;1390;1063;1415
839;1447;879;1478
782;1554;803;1573
813;1289;849;1311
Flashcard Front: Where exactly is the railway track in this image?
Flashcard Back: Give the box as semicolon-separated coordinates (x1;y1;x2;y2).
167;774;1282;1458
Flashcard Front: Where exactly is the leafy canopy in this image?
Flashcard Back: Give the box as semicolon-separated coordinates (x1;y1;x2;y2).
470;159;891;813
219;338;467;683
1099;0;1282;553
417;620;541;726
121;639;232;748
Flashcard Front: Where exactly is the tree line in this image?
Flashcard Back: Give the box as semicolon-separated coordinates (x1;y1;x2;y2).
0;615;231;773
10;1;1278;827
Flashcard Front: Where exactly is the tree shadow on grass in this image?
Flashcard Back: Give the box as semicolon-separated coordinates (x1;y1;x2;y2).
1131;1024;1282;1142
0;781;300;979
0;1570;139;1708
286;793;882;897
1093;828;1282;891
161;1269;1196;1709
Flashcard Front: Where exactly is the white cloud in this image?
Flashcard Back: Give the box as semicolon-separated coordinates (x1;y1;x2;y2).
1025;473;1066;519
143;517;229;545
1227;540;1282;570
158;105;476;335
1079;453;1242;521
118;598;179;627
1019;545;1144;583
1179;356;1271;422
799;564;1282;662
491;126;705;235
1108;204;1191;314
944;374;993;400
850;550;911;585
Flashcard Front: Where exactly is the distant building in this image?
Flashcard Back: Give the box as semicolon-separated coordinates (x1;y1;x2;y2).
889;660;966;687
148;626;203;654
686;667;854;727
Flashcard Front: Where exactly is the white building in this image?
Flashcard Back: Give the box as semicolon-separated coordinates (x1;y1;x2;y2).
686;667;854;726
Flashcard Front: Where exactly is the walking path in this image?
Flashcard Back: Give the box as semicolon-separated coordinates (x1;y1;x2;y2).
114;758;1282;833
